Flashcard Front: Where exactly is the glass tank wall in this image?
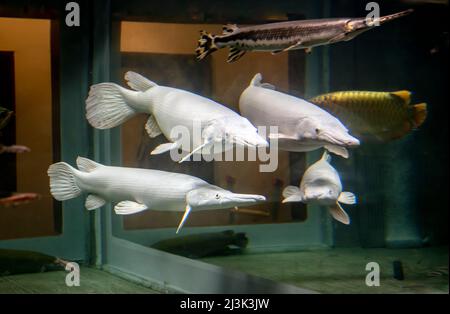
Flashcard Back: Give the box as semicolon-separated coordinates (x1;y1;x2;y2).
0;0;448;294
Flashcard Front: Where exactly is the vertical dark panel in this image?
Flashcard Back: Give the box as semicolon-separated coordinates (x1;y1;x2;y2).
0;51;16;196
50;19;62;234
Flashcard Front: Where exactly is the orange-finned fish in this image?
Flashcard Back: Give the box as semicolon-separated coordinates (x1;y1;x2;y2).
308;91;427;142
0;193;41;207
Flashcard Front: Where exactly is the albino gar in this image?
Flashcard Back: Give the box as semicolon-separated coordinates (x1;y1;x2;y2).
48;157;266;233
239;74;360;158
196;9;413;63
282;151;357;225
86;71;268;162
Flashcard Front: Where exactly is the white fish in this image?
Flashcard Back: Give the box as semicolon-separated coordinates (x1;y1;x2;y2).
86;72;268;162
239;73;360;158
282;151;356;224
47;157;265;233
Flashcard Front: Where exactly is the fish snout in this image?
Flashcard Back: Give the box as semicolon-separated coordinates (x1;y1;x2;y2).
235;134;269;148
226;193;266;205
345;136;360;147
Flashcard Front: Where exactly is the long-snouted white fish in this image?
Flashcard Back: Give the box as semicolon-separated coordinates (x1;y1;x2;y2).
47;157;266;233
86;71;268;162
239;74;360;158
282;151;356;225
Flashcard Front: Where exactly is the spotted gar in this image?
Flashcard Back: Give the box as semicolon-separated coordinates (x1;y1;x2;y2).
196;9;413;62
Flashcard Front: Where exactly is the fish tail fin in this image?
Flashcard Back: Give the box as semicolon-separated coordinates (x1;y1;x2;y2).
86;83;139;129
196;30;218;60
376;9;414;26
47;162;82;201
412;103;427;128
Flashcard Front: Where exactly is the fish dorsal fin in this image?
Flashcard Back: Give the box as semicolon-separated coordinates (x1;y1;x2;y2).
329;203;351;225
124;71;157;92
85;194;106;210
250;73;263;86
227;47;246;63
222;24;238;34
145;115;162;138
249;73;275;90
321;150;331;163
390;90;411;105
76;157;102;172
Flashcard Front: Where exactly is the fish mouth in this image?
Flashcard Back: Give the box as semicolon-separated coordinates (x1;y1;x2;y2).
224;193;266;205
233;135;269;148
319;132;360;147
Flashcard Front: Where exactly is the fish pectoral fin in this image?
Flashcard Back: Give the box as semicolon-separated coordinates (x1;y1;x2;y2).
282;185;303;203
114;201;148;215
329;203;351;225
85;194;106;210
328;33;348;44
150;142;180;155
178;141;211;163
282;194;303;203
282;185;301;198
271;41;302;55
268;133;298;141
145;115;162;138
227;47;246;63
338;192;357;205
324;144;349;158
176;204;192;234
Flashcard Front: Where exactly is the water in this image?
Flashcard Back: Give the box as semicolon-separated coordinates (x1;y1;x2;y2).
0;0;447;294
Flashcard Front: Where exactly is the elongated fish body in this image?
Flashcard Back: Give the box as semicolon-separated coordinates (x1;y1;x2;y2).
309;91;427;141
282;151;357;224
196;9;413;62
239;74;360;158
48;157;266;232
86;72;268;161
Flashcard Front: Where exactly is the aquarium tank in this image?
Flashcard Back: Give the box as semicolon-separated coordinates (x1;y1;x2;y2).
0;0;447;295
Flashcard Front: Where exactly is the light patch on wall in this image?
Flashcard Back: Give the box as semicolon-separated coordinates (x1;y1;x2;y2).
0;17;56;239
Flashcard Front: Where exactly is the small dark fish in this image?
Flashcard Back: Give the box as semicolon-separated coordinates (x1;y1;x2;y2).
426;266;449;278
0;107;13;131
150;230;248;259
0;249;67;276
196;9;413;63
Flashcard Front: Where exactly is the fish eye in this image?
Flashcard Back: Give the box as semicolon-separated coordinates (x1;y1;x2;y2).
315;128;320;134
215;193;220;199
